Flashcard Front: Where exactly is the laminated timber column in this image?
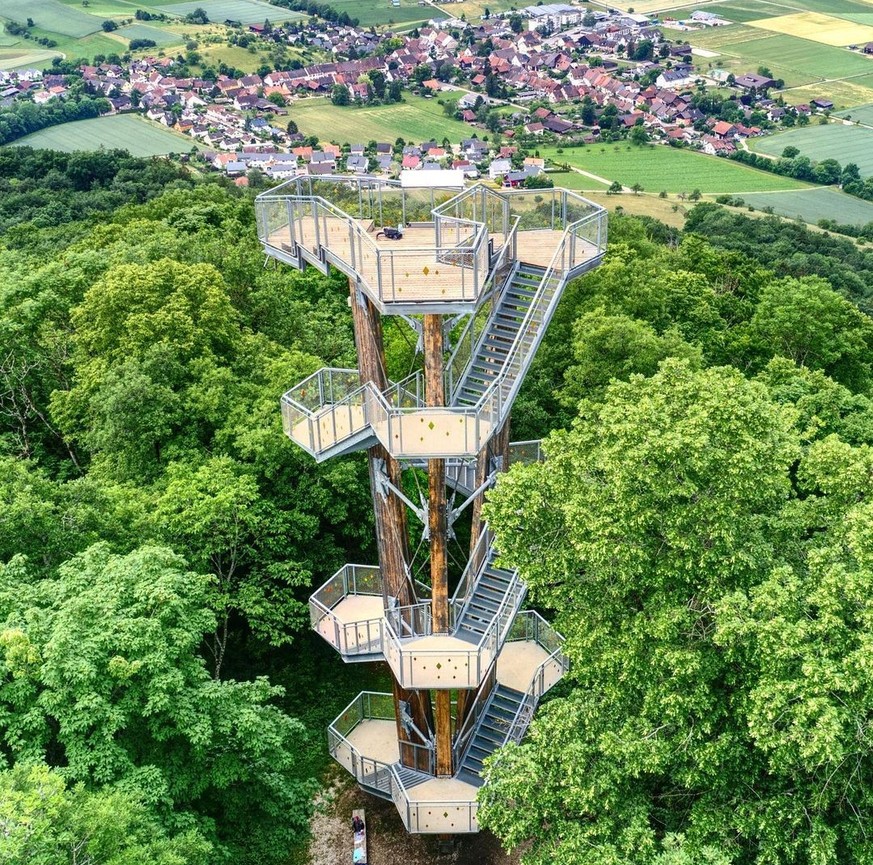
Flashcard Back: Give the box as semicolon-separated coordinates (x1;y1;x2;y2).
348;278;432;754
424;313;453;777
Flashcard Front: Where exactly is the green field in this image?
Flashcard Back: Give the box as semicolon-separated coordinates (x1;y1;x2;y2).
686;26;873;86
291;95;476;144
738;187;873;225
544;171;611;191
543;143;808;194
750;124;873;175
159;0;306;24
0;48;62;70
11;115;200;156
117;23;185;46
323;0;444;26
0;0;104;36
837;102;873;125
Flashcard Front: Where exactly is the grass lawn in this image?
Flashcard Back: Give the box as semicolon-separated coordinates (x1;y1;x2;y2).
11;114;200;156
542;143;808;194
291;95;476;144
750;124;873;175
0;0;104;37
545;171;611;191
116;23;186;46
738;187;873;226
158;0;306;24
585;190;690;229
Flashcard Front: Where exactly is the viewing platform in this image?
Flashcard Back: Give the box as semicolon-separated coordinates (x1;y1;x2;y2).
256;177;607;315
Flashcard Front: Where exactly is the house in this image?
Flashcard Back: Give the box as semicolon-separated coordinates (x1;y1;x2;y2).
488;157;512;179
656;69;694;89
346;155;369;173
734;73;776;90
711;120;737;139
812;98;833;110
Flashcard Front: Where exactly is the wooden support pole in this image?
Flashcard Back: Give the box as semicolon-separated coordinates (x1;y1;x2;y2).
349;279;433;758
424;313;453;777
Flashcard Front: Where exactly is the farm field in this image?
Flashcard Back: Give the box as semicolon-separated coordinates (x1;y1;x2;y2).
685;27;873;85
116;24;185;47
747;11;873;46
323;0;446;27
541;143;808;194
0;0;103;36
836;102;873;125
158;0;306;24
0;48;62;70
290;95;475;144
11;115;200;156
750;124;873;176
738;187;873;226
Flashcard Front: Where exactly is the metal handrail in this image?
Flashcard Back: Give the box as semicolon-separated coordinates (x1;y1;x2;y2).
389;765;479;833
470;208;604;419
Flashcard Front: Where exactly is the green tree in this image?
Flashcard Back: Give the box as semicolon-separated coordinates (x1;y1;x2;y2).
480;360;800;864
0;544;317;865
0;763;211;865
331;83;349;106
750;276;873;390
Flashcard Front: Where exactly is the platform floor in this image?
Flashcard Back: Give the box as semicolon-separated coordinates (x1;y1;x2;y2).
268;220;479;303
346;719;399;765
407;776;480;803
315;594;384;655
497;640;552;692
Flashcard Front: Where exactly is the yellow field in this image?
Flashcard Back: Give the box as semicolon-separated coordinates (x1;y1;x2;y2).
748;11;873;47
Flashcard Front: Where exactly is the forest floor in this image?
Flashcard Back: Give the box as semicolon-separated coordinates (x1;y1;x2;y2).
306;766;523;865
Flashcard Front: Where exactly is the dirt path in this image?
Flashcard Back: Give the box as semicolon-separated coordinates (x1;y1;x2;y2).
306;769;523;865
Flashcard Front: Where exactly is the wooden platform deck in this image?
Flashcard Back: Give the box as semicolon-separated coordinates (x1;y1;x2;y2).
347;719;399;765
267;219;479;304
315;594;384;657
496;640;553;692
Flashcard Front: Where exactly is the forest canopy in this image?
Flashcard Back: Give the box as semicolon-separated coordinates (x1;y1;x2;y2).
2;148;873;864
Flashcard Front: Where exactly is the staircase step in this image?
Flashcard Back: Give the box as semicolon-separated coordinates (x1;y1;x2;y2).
456;768;484;786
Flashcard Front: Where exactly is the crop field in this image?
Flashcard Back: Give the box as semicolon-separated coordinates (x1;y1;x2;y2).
0;0;103;36
291;95;475;144
324;0;445;27
117;24;185;46
542;143;808;194
748;11;873;46
0;48;62;70
158;0;305;24
739;187;873;225
690;29;873;84
11;115;200;156
750;124;873;175
837;102;873;124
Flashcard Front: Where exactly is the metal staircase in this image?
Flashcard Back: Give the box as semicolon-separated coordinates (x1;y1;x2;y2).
454;557;522;643
452;265;544;408
456;685;524;786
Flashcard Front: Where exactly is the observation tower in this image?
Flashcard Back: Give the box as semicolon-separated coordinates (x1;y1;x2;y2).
255;176;607;834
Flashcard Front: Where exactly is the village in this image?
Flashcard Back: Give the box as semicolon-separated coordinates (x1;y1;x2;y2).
0;5;840;185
